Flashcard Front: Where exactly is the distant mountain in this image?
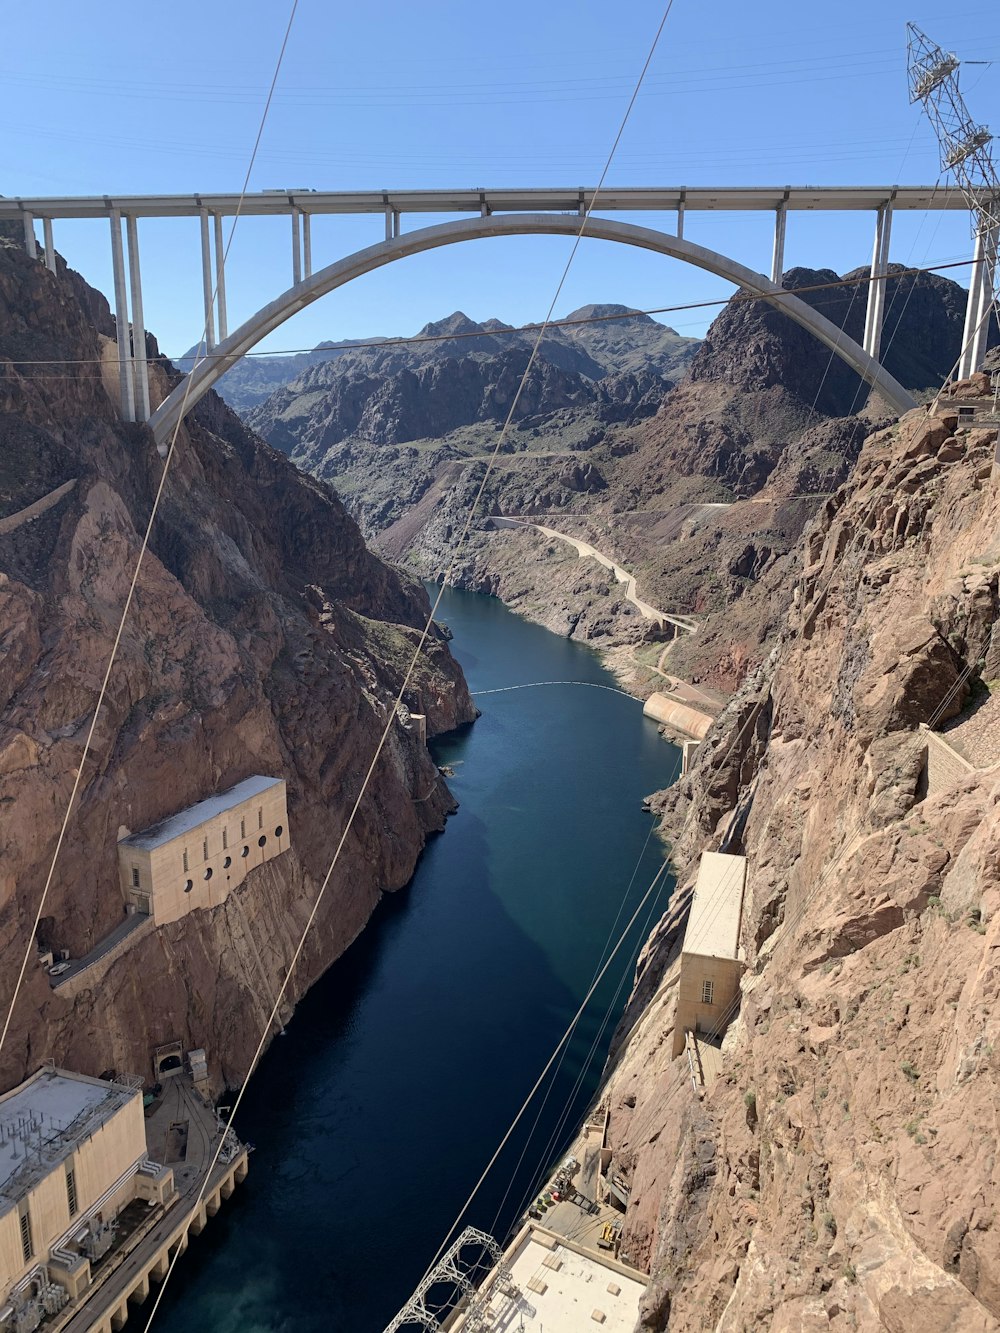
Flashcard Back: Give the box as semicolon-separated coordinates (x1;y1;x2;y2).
177;337;392;414
242;306;699;453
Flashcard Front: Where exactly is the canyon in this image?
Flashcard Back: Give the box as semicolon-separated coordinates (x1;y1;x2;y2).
0;224;475;1094
230;261;1000;1330
236;265;978;686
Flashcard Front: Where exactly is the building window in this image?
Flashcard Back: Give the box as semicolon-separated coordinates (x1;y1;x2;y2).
183;849;189;872
258;835;267;849
240;817;246;838
184;879;193;893
242;845;250;858
19;1205;33;1262
222;828;228;850
66;1167;78;1218
204;867;213;881
224;856;232;869
202;838;208;861
131;867;140;887
700;979;715;1006
275;825;283;838
258;807;263;829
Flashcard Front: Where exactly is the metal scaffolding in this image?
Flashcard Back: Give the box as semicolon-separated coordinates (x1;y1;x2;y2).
382;1227;516;1332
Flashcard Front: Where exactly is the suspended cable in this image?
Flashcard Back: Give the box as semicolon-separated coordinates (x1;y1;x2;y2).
0;255;979;371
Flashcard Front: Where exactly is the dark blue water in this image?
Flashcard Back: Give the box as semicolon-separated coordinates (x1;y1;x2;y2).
152;586;677;1333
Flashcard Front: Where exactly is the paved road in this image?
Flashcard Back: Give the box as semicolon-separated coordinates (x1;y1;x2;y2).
494;517;698;633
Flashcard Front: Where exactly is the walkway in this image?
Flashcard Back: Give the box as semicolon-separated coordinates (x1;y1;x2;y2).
50;914;152;991
0;479;77;535
492;516;698;634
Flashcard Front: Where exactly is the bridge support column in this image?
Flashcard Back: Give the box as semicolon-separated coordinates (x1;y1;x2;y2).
214;213;228;341
863;203;892;361
771;204;787;284
22;211;37;260
42;218;56;273
126;215;151;422
291;209;302;286
676;190;686;240
302;212;312;278
958;220;998;380
109;210;136;422
384;207;392;241
199;207;216;351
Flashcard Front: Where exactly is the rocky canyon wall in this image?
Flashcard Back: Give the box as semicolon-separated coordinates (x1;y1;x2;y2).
600;408;1000;1331
0;229;475;1092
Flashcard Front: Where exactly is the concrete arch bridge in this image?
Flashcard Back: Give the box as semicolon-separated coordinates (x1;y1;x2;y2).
2;186;995;446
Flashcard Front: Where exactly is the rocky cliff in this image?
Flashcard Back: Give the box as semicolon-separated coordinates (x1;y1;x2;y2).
599;407;1000;1330
234;268;978;678
242;305;698;453
0;228;474;1092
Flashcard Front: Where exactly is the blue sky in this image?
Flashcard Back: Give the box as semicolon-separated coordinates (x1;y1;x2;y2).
4;0;999;356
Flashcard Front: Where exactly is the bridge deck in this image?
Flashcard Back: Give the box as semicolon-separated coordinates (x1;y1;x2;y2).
0;185;973;221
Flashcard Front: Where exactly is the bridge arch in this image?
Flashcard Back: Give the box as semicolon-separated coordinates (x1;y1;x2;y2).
149;212;916;451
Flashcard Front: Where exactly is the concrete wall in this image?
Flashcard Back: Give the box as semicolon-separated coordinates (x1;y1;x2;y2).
0;1093;146;1293
53;917;156;1003
921;725;975;796
117;782;289;926
672;953;743;1058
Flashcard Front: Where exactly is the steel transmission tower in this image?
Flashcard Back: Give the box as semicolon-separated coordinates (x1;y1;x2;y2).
382;1228;517;1332
907;22;999;378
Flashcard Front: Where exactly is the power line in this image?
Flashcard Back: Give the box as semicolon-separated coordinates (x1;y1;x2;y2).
0;256;980;373
378;8;683;1321
0;0;298;1316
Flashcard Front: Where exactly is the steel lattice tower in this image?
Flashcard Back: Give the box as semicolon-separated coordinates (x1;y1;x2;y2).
907;22;999;378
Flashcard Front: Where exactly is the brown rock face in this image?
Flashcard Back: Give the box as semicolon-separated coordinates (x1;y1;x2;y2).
601;409;1000;1329
0;233;474;1091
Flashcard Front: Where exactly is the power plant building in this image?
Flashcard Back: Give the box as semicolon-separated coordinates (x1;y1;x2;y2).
0;1067;173;1324
117;776;289;926
672;851;747;1058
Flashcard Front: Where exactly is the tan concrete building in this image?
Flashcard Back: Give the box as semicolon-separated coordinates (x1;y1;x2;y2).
117;777;289;926
0;1068;173;1323
672;851;747;1058
448;1224;647;1333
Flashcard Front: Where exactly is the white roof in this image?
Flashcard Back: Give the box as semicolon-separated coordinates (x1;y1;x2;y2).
462;1228;646;1333
0;1068;136;1208
683;851;747;960
119;776;283;851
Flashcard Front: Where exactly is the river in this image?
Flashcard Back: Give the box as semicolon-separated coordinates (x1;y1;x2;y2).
152;585;678;1332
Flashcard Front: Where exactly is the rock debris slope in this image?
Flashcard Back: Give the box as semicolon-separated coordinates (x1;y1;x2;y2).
600;407;1000;1330
0;227;474;1092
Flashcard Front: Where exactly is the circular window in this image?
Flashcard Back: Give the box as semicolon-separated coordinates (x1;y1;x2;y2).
258;835;267;848
223;856;232;869
242;846;250;858
274;825;284;838
184;880;193;893
204;867;213;881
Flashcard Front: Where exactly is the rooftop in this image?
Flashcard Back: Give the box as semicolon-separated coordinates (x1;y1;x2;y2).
118;776;283;851
455;1226;646;1332
0;1068;138;1211
683;851;747;961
